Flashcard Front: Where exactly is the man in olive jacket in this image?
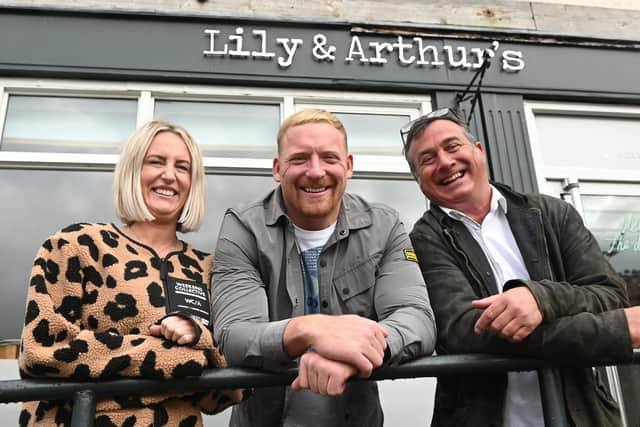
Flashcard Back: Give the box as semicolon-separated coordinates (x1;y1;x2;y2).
402;109;640;427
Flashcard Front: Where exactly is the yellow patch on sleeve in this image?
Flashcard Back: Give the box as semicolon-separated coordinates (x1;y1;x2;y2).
403;249;418;262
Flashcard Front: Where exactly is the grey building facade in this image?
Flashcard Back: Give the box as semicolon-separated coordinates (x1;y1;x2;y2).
1;1;639;424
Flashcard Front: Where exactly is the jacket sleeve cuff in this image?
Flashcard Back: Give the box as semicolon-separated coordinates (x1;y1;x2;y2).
607;308;634;362
503;279;553;320
257;319;296;371
380;325;409;365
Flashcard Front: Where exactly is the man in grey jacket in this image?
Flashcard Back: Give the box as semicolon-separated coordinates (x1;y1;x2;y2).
212;108;436;427
402;108;640;427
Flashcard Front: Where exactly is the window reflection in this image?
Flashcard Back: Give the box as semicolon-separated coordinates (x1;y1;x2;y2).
348;178;427;229
582;194;640;425
535;115;640;172
334;112;409;156
1;96;136;154
154;100;280;158
0;169;116;341
582;195;640;299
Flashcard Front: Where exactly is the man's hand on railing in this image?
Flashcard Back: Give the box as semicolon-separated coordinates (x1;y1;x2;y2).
625;306;640;348
282;314;388;378
472;287;543;343
291;351;357;396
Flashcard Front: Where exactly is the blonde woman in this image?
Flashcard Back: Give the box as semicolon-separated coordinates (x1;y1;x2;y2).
19;120;242;426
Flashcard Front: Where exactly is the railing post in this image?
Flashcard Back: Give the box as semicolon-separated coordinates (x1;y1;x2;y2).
538;368;570;427
71;390;95;427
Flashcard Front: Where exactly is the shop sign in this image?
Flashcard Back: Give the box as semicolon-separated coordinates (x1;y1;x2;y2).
203;28;525;72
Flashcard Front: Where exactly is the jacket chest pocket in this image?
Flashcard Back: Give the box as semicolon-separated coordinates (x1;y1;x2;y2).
332;256;378;319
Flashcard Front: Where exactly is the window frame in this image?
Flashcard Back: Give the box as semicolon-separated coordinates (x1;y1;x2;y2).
0;78;430;177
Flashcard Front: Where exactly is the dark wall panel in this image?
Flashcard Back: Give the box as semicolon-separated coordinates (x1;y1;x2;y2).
482;94;538;194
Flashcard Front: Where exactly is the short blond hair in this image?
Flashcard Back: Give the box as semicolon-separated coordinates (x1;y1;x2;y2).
114;120;205;232
277;109;348;153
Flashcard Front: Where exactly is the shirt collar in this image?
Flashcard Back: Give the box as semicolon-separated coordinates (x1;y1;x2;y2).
440;184;507;224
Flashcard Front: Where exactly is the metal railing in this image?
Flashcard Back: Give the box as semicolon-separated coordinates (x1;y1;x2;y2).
2;352;639;427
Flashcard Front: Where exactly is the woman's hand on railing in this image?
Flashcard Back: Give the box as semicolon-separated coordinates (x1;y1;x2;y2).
149;316;197;346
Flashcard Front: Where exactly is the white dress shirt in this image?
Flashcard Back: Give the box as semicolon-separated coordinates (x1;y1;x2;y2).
442;186;545;427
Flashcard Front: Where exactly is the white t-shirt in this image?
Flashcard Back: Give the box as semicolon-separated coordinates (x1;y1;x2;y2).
282;222;339;427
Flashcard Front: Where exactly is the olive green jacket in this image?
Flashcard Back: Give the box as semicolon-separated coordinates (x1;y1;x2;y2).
410;182;631;427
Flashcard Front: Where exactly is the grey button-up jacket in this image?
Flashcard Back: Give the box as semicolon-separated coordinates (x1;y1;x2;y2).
212;188;436;427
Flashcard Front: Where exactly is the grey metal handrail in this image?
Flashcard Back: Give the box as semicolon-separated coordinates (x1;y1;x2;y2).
2;352;639;427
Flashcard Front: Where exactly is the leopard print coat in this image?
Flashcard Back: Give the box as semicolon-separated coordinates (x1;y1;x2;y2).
18;223;243;426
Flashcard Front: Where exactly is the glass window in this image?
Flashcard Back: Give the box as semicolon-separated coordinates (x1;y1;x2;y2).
525;101;640;425
581;194;640;425
0;169;117;341
334;112;410;156
348;178;426;227
154;100;280;158
582;194;640;302
534;114;640;172
525;102;640;189
0;168;424;340
1;95;137;154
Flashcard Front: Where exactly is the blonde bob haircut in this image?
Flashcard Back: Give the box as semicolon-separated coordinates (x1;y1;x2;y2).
114;120;205;233
277;109;348;153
